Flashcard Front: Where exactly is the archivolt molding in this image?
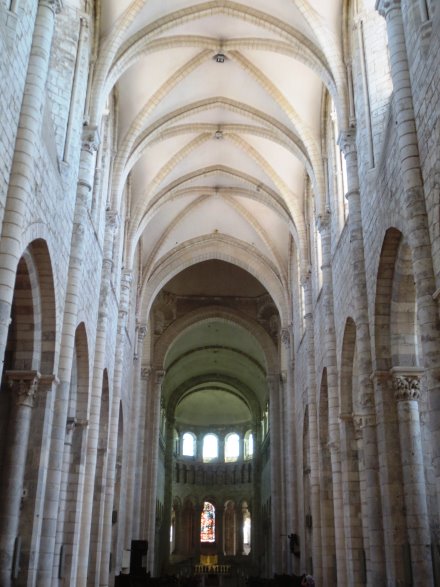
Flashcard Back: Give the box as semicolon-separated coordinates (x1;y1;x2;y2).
139;235;290;324
153;305;279;373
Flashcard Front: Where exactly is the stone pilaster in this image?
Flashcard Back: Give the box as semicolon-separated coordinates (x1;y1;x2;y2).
38;125;100;586
280;326;297;573
99;269;133;586
139;365;152;538
267;373;283;573
371;370;407;584
317;212;346;585
146;369;165;573
0;371;40;586
391;368;434;585
301;271;322;579
132;327;148;539
76;211;120;587
124;322;146;550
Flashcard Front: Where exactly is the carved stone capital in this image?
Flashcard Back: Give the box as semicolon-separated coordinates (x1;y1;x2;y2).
353;413;377;436
106;210;120;230
155;369;166;387
40;0;63;14
392;375;421;402
280;328;290;348
81;125;100;154
6;371;41;408
138;326;147;342
66;416;77;435
337;129;357;156
327;439;340;454
375;0;401;18
391;367;423;402
359;392;375;409
141;366;152;380
316;210;331;234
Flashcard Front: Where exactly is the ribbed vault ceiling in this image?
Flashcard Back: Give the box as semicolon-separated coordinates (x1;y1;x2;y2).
101;0;345;424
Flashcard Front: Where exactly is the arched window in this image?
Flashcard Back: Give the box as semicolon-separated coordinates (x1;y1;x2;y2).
200;502;215;543
224;433;240;462
202;434;218;462
244;430;254;460
182;432;196;457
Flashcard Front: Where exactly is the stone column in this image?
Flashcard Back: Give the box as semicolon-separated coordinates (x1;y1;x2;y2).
121;290;141;552
0;0;62;375
302;271;322;579
0;370;40;586
132;329;148;539
317;213;346;585
376;0;440;498
52;416;76;584
392;369;434;584
145;369;165;573
138;366;152;540
371;371;406;584
338;129;386;584
267;373;283;573
38;125;100;586
76;210;120;587
99;270;133;586
280;327;297;573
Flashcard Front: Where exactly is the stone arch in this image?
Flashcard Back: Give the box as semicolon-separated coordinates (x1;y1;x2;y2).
374;227;403;371
154;305;278;374
373;228;416;584
140;236;290;326
0;238;57;584
56;322;90;583
374;228;420;370
4;239;56;375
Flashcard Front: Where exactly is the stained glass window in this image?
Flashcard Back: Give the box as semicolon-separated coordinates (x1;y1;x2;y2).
200;501;215;543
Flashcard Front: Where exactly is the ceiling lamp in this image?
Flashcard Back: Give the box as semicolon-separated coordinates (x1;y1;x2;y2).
214;130;223;140
214;52;226;63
